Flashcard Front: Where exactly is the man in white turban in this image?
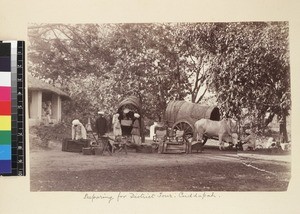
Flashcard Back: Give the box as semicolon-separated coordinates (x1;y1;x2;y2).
72;119;87;140
95;111;108;138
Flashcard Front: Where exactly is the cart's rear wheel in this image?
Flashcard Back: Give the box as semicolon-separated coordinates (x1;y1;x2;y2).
172;122;194;142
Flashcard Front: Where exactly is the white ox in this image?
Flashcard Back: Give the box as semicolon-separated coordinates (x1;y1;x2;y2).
194;118;238;150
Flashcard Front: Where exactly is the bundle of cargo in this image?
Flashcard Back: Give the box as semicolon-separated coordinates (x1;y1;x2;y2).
62;138;90;152
82;141;105;155
82;147;95;155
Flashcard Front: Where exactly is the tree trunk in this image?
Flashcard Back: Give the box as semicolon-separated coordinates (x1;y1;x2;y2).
279;115;288;143
260;114;265;135
265;112;275;126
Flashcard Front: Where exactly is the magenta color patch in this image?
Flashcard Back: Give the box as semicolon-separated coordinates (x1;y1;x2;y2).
0;87;11;101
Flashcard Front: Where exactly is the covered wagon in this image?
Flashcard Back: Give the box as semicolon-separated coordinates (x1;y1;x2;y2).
117;96;145;143
165;100;221;141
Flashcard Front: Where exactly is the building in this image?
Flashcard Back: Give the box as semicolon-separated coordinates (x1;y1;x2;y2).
28;75;70;126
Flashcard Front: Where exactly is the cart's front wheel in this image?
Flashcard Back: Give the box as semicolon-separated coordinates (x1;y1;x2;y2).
172;122;194;142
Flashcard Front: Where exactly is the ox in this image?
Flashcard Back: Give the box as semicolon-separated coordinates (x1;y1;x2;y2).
194;118;238;150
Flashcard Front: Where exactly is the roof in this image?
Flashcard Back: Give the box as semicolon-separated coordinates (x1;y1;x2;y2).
27;74;70;99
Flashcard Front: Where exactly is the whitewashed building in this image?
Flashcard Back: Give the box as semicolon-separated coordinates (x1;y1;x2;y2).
28;75;70;126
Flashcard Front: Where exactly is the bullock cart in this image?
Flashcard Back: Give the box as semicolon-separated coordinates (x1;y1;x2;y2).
156;101;221;153
165;101;220;141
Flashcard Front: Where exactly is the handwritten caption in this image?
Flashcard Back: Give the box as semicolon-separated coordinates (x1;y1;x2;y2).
83;192;218;203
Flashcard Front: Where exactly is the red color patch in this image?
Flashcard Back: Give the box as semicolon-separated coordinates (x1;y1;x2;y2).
0;101;11;115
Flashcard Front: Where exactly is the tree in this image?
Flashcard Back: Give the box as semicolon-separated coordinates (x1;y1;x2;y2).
29;22;290;141
174;23;216;103
208;22;290;142
28;24;123;121
28;24;189;121
28;23;215;122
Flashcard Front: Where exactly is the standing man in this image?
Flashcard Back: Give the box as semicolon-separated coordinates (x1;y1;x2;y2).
131;113;141;145
95;111;112;152
95;111;107;138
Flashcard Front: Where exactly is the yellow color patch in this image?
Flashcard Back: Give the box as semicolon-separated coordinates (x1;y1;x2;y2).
0;116;11;130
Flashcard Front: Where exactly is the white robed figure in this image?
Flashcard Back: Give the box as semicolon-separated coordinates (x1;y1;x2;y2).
112;113;122;138
71;119;87;140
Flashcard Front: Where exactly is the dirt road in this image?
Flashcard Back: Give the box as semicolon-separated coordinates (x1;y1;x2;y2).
30;143;291;192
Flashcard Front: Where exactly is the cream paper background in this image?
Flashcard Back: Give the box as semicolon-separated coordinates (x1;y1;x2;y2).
0;0;299;213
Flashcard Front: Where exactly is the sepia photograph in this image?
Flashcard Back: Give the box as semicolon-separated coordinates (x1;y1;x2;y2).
27;22;291;192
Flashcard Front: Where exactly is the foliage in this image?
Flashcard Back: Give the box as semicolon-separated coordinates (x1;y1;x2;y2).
30;123;71;149
208;22;290;135
28;22;290;139
28;23;214;120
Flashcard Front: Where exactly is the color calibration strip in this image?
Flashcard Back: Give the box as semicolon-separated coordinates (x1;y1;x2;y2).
0;41;25;176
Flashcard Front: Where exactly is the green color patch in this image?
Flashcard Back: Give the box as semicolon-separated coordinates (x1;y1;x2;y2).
0;131;11;145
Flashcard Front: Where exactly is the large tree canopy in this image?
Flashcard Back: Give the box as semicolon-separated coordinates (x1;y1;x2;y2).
28;22;290;140
208;22;290;140
28;23;213;120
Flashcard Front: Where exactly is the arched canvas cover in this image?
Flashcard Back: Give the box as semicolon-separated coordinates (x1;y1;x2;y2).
165;100;186;127
165;100;220;128
117;96;141;112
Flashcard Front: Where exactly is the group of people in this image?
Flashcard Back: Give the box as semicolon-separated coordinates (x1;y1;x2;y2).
115;108;141;144
71;109;141;145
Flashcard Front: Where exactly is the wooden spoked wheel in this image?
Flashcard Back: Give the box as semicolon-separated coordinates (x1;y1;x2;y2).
172;122;194;142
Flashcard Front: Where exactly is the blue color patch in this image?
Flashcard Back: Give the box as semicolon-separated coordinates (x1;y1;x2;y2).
0;160;11;173
0;145;11;160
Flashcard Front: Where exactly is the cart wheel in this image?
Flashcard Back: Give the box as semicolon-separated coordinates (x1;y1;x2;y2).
173;122;194;142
